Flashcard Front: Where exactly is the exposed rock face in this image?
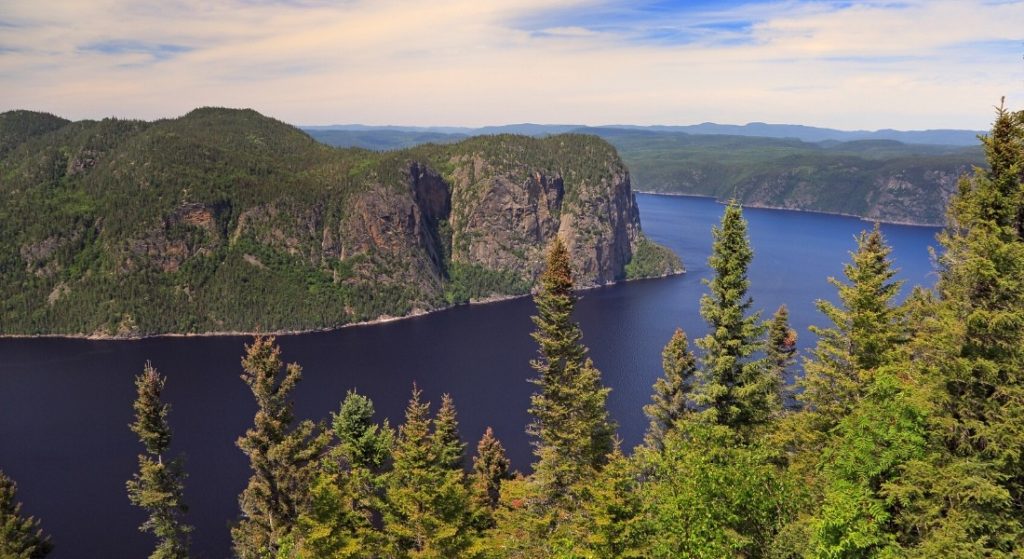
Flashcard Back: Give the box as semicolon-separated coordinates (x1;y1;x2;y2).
558;168;641;285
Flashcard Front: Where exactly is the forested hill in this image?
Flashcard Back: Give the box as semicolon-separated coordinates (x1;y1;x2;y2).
600;129;986;226
0;108;680;337
307;127;985;226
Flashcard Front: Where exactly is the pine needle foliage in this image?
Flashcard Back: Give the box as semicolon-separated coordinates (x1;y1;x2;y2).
470;427;511;514
801;224;905;426
126;363;192;559
0;470;52;559
233;336;331;559
693;201;775;432
527;237;615;501
384;385;475;559
643;328;697;450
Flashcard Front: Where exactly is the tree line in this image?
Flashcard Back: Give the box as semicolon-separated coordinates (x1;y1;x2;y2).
2;102;1022;558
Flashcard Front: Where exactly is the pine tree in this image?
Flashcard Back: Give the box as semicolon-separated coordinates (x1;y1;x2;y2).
332;390;393;472
431;394;465;471
126;363;191;559
470;427;511;513
233;336;330;559
895;101;1024;554
278;391;394;558
643;328;697;450
384;385;475;558
693;202;774;432
801;224;904;426
528;237;615;501
0;469;52;559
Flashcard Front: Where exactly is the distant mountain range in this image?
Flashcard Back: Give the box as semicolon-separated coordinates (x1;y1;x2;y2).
303;123;985;226
302;122;984;147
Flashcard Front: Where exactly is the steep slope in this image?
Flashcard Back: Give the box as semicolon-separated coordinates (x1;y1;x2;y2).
0;109;680;337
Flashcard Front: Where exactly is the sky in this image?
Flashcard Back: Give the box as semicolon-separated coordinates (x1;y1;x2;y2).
0;0;1022;130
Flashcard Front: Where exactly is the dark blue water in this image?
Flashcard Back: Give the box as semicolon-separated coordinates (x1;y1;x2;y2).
0;194;940;559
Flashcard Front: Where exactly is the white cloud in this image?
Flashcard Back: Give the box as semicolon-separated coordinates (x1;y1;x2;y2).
0;0;1021;129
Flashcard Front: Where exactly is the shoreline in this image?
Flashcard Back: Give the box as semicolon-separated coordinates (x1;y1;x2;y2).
635;190;944;228
0;269;684;342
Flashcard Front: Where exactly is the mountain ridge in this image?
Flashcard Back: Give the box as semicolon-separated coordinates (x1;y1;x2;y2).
302;122;983;146
0;108;680;337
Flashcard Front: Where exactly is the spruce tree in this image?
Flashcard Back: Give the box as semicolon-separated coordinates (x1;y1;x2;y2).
470;427;511;512
692;202;774;432
278;392;394;558
431;393;465;471
643;328;697;450
233;336;330;559
801;224;904;426
384;385;475;558
126;363;191;559
332;390;393;472
896;101;1024;554
0;469;52;559
528;237;615;501
276;465;370;559
765;305;797;384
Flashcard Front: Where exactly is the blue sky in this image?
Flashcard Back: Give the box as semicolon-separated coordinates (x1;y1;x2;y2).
0;0;1021;129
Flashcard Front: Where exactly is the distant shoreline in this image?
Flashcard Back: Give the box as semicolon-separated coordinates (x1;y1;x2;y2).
635;190;944;228
0;270;685;342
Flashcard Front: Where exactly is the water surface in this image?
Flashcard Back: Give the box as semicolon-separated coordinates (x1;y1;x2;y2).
0;193;941;558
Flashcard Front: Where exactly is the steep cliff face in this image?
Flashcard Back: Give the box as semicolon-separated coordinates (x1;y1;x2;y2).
0;109;680;336
442;149;645;287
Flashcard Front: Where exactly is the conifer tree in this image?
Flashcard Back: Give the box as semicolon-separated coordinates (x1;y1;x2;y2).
528;237;615;501
432;393;465;471
278;392;394;558
470;427;511;512
233;336;330;559
693;202;774;432
643;328;697;450
276;464;370;559
126;363;191;559
332;390;393;472
765;305;797;385
896;101;1024;554
0;469;52;559
801;224;904;426
384;385;475;559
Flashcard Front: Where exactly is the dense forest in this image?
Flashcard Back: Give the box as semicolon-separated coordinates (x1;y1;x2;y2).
0;109;679;337
1;103;1021;559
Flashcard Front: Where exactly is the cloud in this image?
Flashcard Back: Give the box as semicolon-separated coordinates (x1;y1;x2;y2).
0;0;1021;129
78;40;194;64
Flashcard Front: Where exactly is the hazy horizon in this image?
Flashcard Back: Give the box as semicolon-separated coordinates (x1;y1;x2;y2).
2;0;1022;130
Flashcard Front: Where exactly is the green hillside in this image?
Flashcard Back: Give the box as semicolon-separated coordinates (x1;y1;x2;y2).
0;109;679;337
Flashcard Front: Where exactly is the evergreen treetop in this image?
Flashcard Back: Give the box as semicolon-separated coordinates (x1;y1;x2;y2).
643;328;697;450
0;469;52;559
233;336;330;559
693;201;774;432
801;224;905;425
126;363;192;559
528;237;615;501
